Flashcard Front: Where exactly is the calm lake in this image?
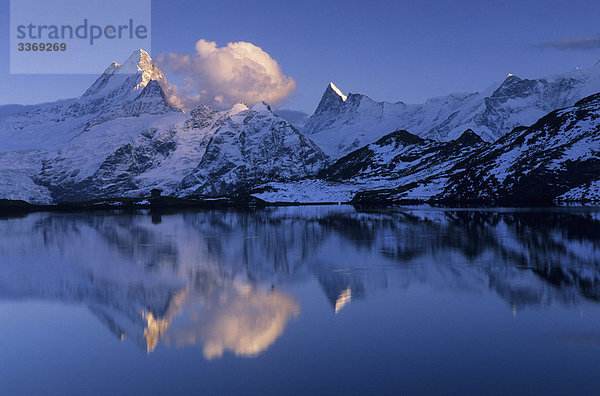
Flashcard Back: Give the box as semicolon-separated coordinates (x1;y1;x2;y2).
1;206;600;395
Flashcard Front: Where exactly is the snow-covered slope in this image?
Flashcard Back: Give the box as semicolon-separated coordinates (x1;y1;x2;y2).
440;92;600;204
180;102;329;196
254;129;487;203
2;50;599;205
258;90;600;205
305;63;600;158
0;50;328;203
0;49;174;152
0;50;182;203
36;101;328;201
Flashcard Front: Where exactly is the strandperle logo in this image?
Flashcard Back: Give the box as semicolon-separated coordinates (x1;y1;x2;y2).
10;0;151;74
16;19;149;46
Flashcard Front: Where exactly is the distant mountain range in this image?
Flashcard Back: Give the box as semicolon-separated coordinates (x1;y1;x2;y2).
305;65;600;157
0;49;599;205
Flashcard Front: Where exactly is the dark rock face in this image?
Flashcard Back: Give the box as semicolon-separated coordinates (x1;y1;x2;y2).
185;106;220;130
453;129;484;146
303;83;347;134
315;92;600;205
320;129;488;197
84;81;179;128
374;130;425;147
440;93;600;205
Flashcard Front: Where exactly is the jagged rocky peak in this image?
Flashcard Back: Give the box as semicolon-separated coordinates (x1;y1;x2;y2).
313;82;347;115
441;90;600;204
375;130;424;147
137;80;164;98
453;129;485;146
328;82;347;101
189;104;219;118
82;49;166;100
490;73;538;99
495;73;521;89
345;92;368;103
184;104;219;130
103;61;120;75
179;100;329;197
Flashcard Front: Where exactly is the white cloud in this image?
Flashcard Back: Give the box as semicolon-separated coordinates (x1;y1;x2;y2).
156;39;297;110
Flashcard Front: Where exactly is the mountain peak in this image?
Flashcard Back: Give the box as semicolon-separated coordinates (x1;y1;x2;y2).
136;80;167;101
81;49;166;101
311;82;347;117
504;73;520;82
228;102;250;115
329;82;347;101
118;49;153;75
453;129;485;146
375;130;424;147
489;73;533;100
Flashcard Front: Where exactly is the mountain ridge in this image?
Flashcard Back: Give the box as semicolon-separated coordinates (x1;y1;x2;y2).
304;62;600;158
1;50;600;205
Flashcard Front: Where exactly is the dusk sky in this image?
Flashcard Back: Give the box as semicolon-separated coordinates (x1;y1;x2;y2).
1;0;600;115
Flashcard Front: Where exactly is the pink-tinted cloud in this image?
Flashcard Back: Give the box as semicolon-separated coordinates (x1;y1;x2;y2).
156;39;296;110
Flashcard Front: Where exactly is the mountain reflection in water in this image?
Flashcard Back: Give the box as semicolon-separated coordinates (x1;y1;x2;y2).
0;206;599;359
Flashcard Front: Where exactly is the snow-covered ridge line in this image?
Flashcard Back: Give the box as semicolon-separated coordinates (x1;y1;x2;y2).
258;91;600;205
0;50;328;204
0;50;599;205
305;61;600;158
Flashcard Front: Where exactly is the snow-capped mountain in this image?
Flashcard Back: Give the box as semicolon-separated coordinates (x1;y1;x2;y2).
0;50;328;203
180;102;328;196
0;49;179;203
321;129;486;183
2;50;174;144
305;63;600;158
1;50;599;205
439;92;600;204
336;91;600;205
253;129;487;204
257;89;600;205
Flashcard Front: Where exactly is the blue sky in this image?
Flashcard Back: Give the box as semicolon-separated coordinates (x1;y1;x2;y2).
1;0;600;115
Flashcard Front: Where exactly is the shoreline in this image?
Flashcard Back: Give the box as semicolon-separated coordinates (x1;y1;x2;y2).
1;195;600;217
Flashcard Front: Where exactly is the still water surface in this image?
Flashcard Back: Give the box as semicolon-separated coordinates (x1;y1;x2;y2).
1;206;600;395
